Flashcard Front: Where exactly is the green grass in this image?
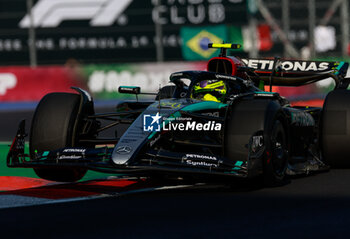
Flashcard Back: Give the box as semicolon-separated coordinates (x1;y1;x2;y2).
0;142;113;181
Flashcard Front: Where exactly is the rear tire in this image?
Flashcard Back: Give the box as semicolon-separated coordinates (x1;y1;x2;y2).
322;90;350;168
30;93;89;182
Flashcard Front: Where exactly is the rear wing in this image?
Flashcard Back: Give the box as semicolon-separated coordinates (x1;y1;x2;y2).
241;58;349;87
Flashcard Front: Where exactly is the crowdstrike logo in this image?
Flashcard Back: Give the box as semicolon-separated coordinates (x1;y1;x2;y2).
19;0;133;28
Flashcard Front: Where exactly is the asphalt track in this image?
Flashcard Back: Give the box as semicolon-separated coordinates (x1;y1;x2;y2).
1;104;350;238
2;171;350;238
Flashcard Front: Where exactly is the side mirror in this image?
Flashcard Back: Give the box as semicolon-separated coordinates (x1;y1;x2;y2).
118;86;141;95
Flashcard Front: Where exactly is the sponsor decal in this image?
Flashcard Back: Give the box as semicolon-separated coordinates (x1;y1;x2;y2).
182;154;223;168
58;155;82;160
19;0;133;28
120;138;137;143
241;59;275;70
115;146;132;154
215;74;236;81
0;73;17;95
171;72;183;77
149;134;161;147
185;160;218;168
185;154;217;161
249;131;265;158
202;112;220;117
241;59;332;72
251;135;264;153
254;92;276;97
63;149;86;153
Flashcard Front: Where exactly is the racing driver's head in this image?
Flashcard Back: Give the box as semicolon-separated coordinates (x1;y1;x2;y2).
191;79;227;103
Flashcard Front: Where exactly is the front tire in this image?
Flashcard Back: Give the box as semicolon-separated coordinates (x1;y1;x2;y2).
263;119;288;186
225;99;288;186
30;93;90;182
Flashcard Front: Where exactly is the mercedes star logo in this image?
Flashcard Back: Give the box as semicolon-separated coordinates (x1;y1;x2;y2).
115;146;132;154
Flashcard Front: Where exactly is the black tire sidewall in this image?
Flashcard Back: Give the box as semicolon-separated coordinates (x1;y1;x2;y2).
30;93;88;182
321;90;350;168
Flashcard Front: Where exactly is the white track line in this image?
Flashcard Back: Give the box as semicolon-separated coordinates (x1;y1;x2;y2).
0;184;197;210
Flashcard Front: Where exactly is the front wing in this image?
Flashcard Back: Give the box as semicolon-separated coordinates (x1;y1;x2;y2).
7;121;256;178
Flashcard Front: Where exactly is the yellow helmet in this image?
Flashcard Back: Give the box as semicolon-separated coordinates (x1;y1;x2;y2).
192;80;227;102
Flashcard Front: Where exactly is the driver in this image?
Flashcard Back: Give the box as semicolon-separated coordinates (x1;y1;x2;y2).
192;79;227;103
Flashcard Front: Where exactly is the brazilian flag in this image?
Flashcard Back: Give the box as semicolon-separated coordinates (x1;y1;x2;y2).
228;25;244;52
180;25;228;61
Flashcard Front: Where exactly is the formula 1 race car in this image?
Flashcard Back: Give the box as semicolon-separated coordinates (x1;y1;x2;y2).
7;43;350;186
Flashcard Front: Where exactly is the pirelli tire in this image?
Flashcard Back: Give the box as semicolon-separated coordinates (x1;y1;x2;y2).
30;92;93;182
225;99;289;186
322;90;350;168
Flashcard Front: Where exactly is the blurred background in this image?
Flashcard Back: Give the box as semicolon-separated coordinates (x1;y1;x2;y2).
0;0;349;104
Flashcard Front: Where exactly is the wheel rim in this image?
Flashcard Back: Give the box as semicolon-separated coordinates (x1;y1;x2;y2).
271;122;287;178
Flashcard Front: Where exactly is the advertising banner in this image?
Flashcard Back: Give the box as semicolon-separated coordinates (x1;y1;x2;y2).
0;60;344;103
0;66;86;101
82;62;207;99
0;62;208;102
0;0;247;65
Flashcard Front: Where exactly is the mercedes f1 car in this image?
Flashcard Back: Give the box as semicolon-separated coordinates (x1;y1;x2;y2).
7;43;350;186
